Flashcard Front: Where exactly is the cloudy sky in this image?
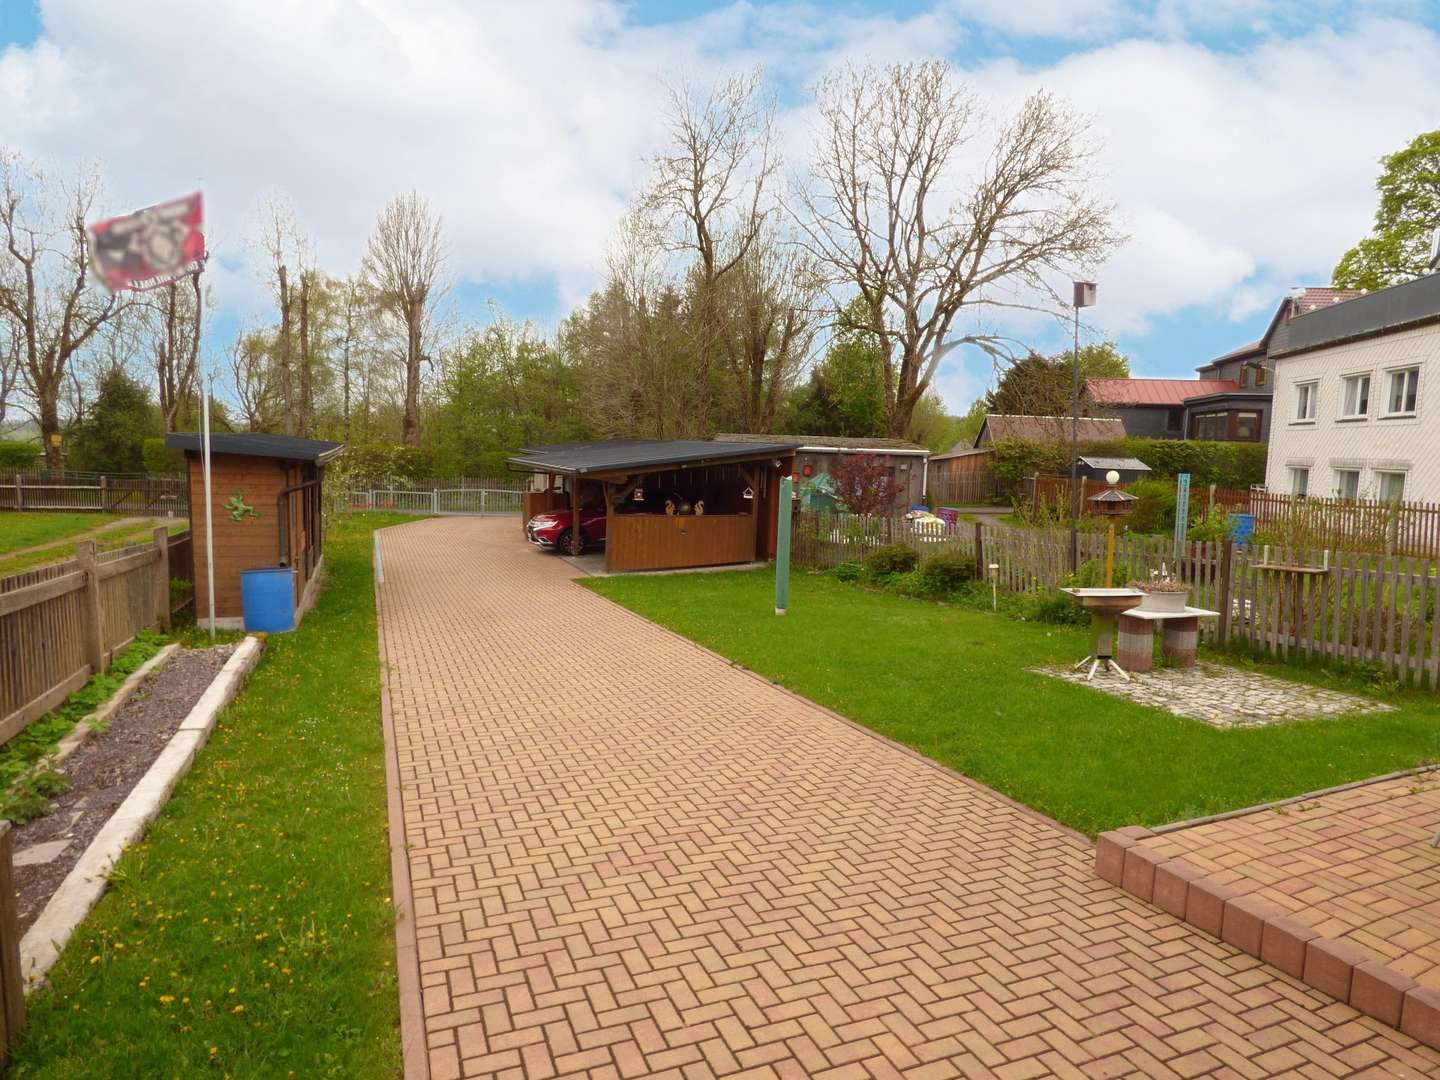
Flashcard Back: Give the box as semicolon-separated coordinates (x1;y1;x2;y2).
2;0;1438;411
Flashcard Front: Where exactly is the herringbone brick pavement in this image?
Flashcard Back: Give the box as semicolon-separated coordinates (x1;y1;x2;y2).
377;517;1440;1079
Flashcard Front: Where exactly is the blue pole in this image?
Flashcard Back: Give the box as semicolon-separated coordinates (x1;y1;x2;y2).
775;475;792;615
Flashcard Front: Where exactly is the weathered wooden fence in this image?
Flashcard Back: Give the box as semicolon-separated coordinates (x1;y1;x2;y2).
1028;474;1440;557
926;471;1000;507
0;528;188;747
794;511;1440;689
0;472;187;515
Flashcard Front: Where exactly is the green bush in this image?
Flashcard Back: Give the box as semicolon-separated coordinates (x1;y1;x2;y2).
919;551;976;592
991;434;1266;496
142;437;184;475
863;544;919;578
1125;478;1178;535
992;437;1068;493
1187;505;1234;543
0;440;39;469
834;562;862;582
1021;588;1086;624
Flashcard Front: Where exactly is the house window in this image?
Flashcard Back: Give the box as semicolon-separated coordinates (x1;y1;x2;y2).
1192;411;1226;440
1238;366;1249;388
1334;469;1361;500
1255;365;1267;387
1291;467;1309;497
1294;381;1317;421
1386;367;1419;416
1377;470;1407;502
1340;373;1371;419
1236;411;1260;441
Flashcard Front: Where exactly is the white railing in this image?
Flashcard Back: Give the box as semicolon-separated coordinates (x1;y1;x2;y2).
343;488;522;516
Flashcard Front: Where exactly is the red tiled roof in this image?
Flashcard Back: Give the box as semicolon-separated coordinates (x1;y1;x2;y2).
1289;287;1363;315
1085;378;1238;406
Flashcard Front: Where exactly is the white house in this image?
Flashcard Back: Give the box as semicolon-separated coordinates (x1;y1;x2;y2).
1266;273;1440;503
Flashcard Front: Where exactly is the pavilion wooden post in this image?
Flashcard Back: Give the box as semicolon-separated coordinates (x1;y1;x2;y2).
76;540;105;675
570;477;582;556
153;525;171;630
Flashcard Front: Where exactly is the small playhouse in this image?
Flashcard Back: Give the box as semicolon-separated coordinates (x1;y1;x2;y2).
166;432;343;629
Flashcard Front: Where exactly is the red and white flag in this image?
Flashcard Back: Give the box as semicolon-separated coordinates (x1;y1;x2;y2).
87;191;205;293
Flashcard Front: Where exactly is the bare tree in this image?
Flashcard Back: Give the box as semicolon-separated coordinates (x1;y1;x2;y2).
798;61;1120;436
228;330;276;431
255;195;310;436
362;192;446;446
150;270;205;430
0;152;123;465
722;230;824;432
640;70;777;431
0;318;23;429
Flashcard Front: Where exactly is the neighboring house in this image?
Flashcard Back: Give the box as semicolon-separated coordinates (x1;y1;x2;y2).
1185;286;1360;443
1266;271;1440;502
1086;378;1225;439
1084;287;1362;443
972;414;1126;447
715;433;930;508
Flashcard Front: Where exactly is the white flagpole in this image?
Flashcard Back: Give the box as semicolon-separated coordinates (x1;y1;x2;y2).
201;361;216;641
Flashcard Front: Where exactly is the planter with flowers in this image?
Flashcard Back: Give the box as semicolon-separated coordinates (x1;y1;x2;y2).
1126;576;1190;613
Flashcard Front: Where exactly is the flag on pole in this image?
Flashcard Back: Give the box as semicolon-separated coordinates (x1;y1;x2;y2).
87;191;205;293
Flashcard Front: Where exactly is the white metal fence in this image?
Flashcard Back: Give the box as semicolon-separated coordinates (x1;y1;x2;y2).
343;488;523;516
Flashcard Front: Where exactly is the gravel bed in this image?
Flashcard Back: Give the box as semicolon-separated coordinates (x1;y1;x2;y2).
12;645;235;935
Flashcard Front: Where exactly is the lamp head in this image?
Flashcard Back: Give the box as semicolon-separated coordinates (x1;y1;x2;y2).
1105;469;1120;485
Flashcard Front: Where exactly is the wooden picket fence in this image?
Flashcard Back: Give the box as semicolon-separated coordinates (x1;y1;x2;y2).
0;471;187;515
793;510;1440;689
0;528;191;749
1028;474;1440;557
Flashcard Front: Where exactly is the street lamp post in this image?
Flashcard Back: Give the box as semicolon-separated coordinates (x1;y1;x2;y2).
1070;281;1097;570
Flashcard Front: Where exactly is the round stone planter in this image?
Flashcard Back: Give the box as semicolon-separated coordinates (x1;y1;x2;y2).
1138;589;1189;613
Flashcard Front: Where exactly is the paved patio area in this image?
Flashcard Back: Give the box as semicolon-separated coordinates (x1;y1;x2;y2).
1034;663;1391;729
377;517;1440;1079
1135;771;1440;992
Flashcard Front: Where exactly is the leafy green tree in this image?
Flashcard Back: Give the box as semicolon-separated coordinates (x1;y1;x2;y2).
985;341;1129;417
1334;130;1440;290
783;299;888;437
66;370;163;473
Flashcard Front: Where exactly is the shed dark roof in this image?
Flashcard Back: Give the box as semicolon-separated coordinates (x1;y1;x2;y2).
165;432;345;463
1076;455;1151;472
1276;274;1440;356
508;439;797;476
715;432;929;453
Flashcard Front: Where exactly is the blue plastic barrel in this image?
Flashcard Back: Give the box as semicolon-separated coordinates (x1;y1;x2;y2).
240;567;297;632
1231;512;1255;546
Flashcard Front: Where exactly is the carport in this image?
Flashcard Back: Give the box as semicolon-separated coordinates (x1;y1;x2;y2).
508;439;797;573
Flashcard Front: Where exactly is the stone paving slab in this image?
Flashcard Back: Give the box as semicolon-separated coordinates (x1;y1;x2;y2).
378;517;1440;1079
1033;661;1392;728
1136;772;1440;993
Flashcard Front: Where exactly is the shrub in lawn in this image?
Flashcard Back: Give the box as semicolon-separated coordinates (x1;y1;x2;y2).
834;562;862;582
919;551;976;593
1022;588;1086;624
863;544;919;580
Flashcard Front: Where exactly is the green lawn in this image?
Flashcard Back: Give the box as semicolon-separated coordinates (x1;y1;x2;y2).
585;569;1440;836
0;513;128;557
11;513;418;1080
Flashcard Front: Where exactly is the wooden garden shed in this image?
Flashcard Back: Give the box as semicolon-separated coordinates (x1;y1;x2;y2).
508;439;796;573
165;432;343;628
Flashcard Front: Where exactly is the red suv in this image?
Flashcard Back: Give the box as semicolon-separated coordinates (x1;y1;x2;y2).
525;504;608;552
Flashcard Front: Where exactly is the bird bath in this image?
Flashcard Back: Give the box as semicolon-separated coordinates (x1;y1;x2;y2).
1061;588;1145;680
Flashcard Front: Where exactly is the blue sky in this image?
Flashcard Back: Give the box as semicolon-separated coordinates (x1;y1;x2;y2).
3;0;1439;411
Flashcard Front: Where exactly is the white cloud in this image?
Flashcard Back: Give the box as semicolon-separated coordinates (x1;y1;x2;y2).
1;2;1438;413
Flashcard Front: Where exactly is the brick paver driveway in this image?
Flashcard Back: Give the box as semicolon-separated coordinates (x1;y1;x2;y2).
378;518;1439;1079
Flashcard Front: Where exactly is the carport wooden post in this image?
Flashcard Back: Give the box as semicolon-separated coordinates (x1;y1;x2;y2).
775;475;793;615
570;476;582;557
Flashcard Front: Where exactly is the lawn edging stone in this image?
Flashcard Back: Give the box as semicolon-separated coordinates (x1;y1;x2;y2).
1094;819;1440;1053
18;635;264;989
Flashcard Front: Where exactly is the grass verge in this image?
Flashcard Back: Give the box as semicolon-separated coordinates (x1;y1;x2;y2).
0;632;167;821
0;518;187;580
0;514;129;559
585;568;1440;836
9;512;419;1079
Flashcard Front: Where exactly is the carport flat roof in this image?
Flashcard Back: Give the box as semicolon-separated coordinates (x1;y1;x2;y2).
508;438;797;476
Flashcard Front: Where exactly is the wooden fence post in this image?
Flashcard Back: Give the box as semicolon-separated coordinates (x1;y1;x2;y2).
12;475;20;512
974;520;984;575
0;821;23;1062
1217;538;1234;646
153;525;171;630
76;540;106;675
